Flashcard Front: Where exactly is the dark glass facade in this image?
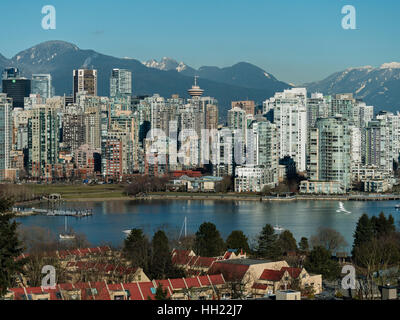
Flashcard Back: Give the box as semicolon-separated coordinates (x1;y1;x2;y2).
2;78;31;108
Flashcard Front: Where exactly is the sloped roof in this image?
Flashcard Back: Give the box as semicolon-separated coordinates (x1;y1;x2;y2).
252;283;268;290
259;269;284;282
208;261;249;282
281;267;302;279
7;274;226;300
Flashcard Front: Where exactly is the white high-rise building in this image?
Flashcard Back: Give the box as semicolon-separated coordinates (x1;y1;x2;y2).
376;111;400;165
306;93;330;129
350;126;362;167
354;101;374;128
264;88;308;172
228;106;247;166
0;94;13;181
308;116;352;190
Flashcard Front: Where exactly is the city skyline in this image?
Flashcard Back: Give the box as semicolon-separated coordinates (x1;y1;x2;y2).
1;0;400;84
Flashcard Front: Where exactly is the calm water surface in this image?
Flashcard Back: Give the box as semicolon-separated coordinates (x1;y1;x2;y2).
16;199;400;251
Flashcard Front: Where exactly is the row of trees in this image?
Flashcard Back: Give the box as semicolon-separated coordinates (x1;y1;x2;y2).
123;229;185;280
122;220;346;282
0;198;25;296
253;224;342;280
352;212;400;298
124;175;234;196
0;184;39;203
125;176;170;196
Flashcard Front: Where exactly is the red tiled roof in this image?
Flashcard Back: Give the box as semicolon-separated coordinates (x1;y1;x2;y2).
7;273;226;300
252;283;268;290
259;269;284;282
185;277;201;288
193;257;216;268
172;250;192;265
172;170;202;178
66;261;138;275
223;252;232;259
207;274;225;285
198;276;211;286
208;262;249;282
168;278;187;290
124;282;144;300
138;282;159;300
17;246;111;261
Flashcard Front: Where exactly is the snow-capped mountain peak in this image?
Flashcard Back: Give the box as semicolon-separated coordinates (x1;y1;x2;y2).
306;62;400;115
380;62;400;69
142;57;189;72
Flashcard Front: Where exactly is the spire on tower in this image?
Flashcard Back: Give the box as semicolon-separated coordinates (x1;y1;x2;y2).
188;76;204;97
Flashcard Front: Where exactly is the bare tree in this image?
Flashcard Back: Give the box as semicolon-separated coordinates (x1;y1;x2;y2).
310;227;348;254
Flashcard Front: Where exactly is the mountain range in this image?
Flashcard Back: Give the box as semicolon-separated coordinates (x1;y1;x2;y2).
0;41;290;120
1;40;400;118
305;63;400;114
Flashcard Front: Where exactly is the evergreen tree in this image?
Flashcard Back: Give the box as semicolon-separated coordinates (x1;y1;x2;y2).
278;230;297;253
372;212;395;238
0;198;25;296
194;222;225;257
226;230;250;253
123;229;150;273
352;214;374;255
298;237;309;252
304;246;340;281
256;224;280;259
150;230;183;279
154;284;170;300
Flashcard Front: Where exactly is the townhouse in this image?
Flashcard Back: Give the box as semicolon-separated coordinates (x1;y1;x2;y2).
6;274;226;300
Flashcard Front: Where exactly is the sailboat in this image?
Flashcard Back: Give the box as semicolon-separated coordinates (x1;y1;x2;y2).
178;216;188;243
59;216;75;240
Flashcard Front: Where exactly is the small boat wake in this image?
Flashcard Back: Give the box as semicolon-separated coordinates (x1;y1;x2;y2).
123;230;131;236
273;225;285;232
336;201;351;215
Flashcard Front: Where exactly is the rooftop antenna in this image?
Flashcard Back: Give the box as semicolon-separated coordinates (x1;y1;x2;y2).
194;75;198;86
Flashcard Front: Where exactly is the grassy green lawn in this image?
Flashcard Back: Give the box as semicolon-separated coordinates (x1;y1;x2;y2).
26;184;128;199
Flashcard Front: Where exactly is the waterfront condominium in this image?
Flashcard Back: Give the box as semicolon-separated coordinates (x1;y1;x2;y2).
263;88;308;172
303;116;351;193
364;119;392;174
227;106;247;165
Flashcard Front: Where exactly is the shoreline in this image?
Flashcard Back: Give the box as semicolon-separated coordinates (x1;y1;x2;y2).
14;193;400;206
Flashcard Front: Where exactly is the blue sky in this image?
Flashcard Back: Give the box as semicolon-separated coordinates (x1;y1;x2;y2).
1;0;400;84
